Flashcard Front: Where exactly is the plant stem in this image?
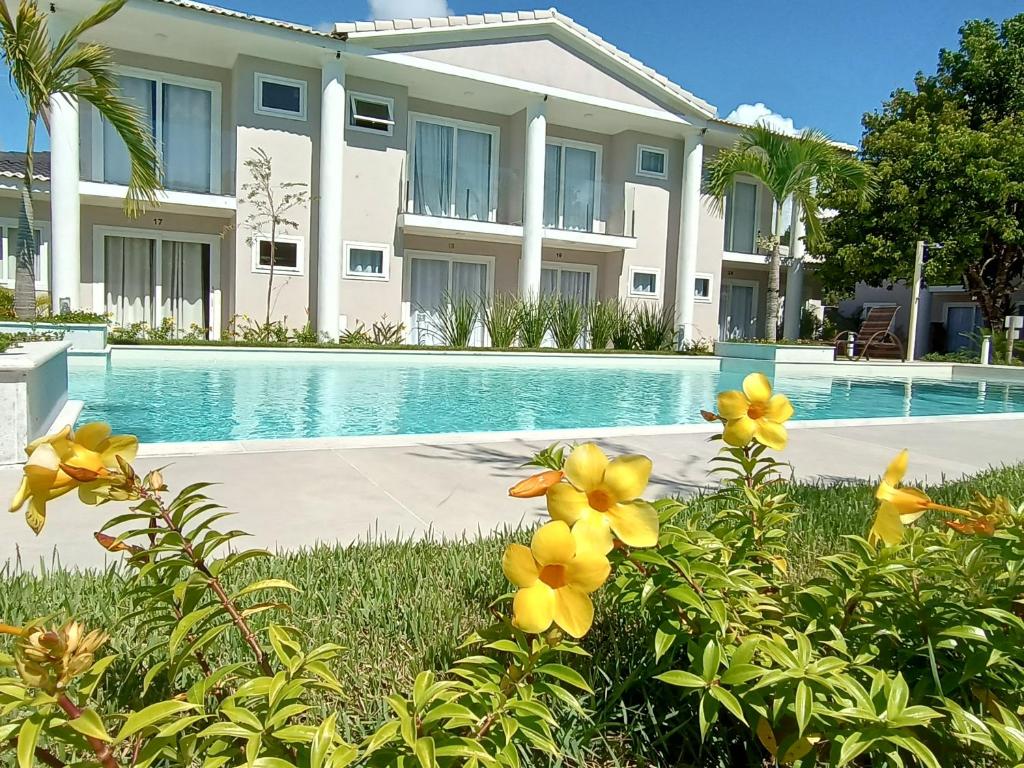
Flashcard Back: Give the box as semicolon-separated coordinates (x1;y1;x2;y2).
474;642;546;740
56;694;118;768
138;486;273;677
3;739;66;768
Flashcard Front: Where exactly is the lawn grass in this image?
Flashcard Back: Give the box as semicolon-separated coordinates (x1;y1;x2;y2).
3;463;1023;752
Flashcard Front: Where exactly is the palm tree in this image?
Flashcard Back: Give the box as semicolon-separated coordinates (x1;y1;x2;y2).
705;124;873;342
0;0;159;319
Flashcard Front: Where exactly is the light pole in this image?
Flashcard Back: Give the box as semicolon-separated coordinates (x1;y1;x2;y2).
906;240;942;362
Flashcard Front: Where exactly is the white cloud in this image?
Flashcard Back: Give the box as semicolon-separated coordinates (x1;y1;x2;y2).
724;103;802;136
314;20;335;33
367;0;452;19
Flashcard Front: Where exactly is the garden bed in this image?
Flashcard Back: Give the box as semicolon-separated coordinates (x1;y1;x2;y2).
0;319;108;351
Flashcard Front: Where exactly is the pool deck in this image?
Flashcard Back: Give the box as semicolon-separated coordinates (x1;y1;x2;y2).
1;415;1020;572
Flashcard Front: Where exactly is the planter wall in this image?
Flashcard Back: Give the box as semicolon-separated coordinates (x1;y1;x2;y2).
715;341;835;364
0;341;76;466
0;321;108;351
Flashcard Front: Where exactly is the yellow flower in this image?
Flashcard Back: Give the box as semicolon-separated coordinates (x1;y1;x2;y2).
545;443;659;555
869;450;971;546
502;520;611;638
716;372;794;450
9;423;138;535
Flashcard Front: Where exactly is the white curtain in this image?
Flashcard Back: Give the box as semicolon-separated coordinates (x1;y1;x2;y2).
103;76;155;185
543;144;562;227
452;261;488;346
163;83;212;192
105;236;154;326
414;122;454;217
560;269;591;302
563;147;597;231
161;241;207;334
720;284;755;340
454;129;491;221
409;257;449;344
540;267;558;297
726;181;757;253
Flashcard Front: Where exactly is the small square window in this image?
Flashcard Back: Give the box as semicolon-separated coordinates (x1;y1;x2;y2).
350;93;395;135
694;273;713;303
629;268;659;297
253;237;301;274
637;145;667;179
254;74;306;120
345;242;390;280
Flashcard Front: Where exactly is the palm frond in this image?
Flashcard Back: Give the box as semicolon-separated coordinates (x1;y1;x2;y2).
1;1;52;114
50;0;126;64
73;82;160;214
703;148;771;217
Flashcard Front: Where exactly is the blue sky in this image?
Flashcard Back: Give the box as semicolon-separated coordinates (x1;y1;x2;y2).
1;0;1020;152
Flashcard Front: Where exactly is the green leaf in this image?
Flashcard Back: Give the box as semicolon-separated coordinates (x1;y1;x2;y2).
708;685;747;724
654;627;676;662
795;681;812;736
698;692;720;741
116;700;198;742
67;707;112;742
251;759;296;768
940;625;988;643
720;663;764;686
232;578;299;599
17;714;43;768
837;732;872;766
414;736;436;768
655;670;706;689
701;639;721;683
534;663;592;693
886;673;909;720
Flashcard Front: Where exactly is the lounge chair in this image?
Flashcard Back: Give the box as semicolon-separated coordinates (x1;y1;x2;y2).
834;305;906;361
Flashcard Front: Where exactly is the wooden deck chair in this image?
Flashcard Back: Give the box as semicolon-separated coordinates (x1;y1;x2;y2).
834;305;906;361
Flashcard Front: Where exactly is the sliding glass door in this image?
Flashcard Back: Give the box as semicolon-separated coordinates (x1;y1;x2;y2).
412;118;495;221
102;72;216;193
104;235;210;334
408;255;489;346
544;142;599;232
718;280;758;340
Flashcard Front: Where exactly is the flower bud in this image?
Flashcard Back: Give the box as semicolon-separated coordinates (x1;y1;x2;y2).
509;470;564;498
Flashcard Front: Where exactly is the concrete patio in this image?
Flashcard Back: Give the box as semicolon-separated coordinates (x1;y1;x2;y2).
1;416;1019;572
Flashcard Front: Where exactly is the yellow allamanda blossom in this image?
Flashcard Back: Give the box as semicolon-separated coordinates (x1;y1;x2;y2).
502;520;611;638
9;422;138;535
544;443;659;555
716;372;794;450
869;449;971;546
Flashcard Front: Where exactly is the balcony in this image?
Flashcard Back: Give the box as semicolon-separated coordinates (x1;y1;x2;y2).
398;169;638;252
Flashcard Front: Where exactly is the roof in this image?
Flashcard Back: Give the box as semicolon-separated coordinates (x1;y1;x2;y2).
148;0;336;39
0;151;50;181
709;116;859;152
333;8;716;117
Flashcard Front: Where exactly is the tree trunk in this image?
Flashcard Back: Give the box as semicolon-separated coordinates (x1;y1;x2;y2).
765;203;782;342
14;117;38;320
964;241;1021;334
265;220;275;339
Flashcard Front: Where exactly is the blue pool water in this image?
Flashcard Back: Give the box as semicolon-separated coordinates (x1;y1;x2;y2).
68;353;1024;444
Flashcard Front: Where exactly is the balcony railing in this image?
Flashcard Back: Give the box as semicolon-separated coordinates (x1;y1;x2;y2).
402;170;636;238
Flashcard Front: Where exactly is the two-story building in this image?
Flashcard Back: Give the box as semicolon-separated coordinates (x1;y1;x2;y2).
0;0;841;343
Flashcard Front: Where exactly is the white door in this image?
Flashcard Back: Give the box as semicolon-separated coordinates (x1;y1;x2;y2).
161;240;209;334
105;235;156;326
408;256;489;345
719;281;757;340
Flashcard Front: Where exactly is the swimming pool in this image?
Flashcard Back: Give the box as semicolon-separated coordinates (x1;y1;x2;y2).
67;350;1024;444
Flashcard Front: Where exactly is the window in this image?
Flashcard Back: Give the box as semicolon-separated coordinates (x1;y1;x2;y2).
636;145;667;179
255;73;306;120
98;68;220;194
1;224;47;289
410;114;498;221
544;139;602;232
694;272;713;303
724;180;758;254
628;267;659;298
251;235;302;275
350;93;395;135
345;242;390;280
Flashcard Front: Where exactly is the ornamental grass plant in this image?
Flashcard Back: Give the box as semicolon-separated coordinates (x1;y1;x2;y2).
4;374;1024;767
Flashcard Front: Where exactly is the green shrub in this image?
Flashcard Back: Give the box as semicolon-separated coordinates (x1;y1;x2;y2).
586;299;619;350
631;301;674;350
370;315;406;345
480;292;522;348
433;291;478;348
550;297;586;349
611;302;635;349
518;295;554;348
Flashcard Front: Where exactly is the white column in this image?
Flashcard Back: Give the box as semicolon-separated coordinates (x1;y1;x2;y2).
519;98;546;298
316;55;345;340
674;131;703;344
782;197;806;339
49;91;81;311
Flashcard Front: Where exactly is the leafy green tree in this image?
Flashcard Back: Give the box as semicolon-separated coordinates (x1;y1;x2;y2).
0;0;159;319
705;125;872;342
820;15;1024;331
